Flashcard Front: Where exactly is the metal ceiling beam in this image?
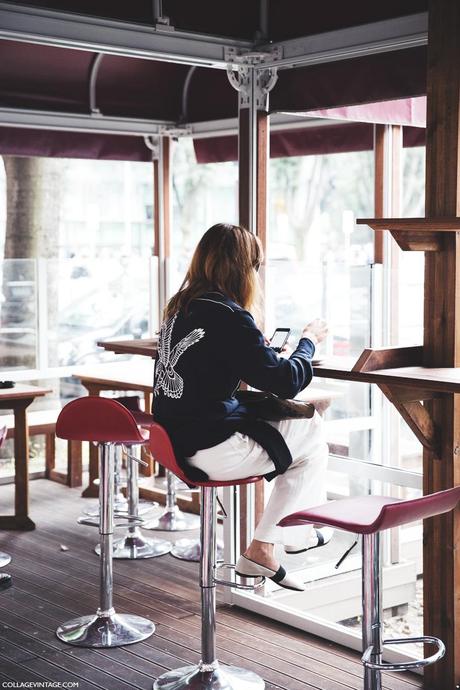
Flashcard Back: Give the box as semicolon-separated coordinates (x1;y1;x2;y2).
255;12;428;70
0;2;252;68
0;107;174;136
0;4;427;73
0;105;355;138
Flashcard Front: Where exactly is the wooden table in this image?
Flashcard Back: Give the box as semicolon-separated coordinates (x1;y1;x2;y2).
73;361;156;497
97;338;158;357
0;383;51;530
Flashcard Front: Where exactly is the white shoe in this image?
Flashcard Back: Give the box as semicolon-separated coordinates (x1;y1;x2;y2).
284;527;334;555
235;554;305;591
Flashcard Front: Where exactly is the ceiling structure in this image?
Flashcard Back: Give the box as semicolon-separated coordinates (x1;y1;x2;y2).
0;1;428;160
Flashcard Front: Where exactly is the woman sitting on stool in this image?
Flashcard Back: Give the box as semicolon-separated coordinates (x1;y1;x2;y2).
153;223;331;591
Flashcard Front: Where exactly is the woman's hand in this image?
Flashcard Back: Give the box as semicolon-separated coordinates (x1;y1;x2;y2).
279;343;293;358
302;319;328;345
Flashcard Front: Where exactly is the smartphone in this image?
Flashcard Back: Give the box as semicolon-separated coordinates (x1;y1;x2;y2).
269;328;290;353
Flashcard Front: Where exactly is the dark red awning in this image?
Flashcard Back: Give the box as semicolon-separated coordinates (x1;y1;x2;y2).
194;123;425;165
0;3;428;159
194;98;426;163
0;126;153;160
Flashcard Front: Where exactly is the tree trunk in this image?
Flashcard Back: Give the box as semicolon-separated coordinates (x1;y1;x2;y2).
2;156;66;368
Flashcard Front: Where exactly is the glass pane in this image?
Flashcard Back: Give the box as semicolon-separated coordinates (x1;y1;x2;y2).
46;257;151;368
169;139;238;296
267;151;374;356
394;144;426;473
398;145;425;347
402;146;425;217
0;258;38;370
60;160;154;258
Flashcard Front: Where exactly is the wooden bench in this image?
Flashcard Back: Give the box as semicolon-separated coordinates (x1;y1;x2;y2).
2;408;82;488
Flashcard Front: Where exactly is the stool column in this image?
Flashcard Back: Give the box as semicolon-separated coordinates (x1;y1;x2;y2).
200;486;217;668
145;469;200;532
127;446;139;537
153;481;264;689
113;446;128;512
98;442;114;616
362;533;382;690
166;471;176;512
57;439;155;647
110;444;172;560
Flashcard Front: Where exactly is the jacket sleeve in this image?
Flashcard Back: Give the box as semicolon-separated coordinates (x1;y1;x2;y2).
229;308;315;399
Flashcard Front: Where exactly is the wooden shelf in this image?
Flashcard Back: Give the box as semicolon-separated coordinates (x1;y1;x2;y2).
313;346;460;456
357;216;460;251
358;217;460;231
314;357;460;394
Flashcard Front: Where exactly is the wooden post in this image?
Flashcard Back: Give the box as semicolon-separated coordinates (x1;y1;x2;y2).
153;136;171;321
373;124;386;265
423;1;460;687
237;70;270;550
152;136;171;477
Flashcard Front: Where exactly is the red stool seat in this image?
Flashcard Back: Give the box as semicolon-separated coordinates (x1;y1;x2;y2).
149;421;262;488
278;487;460;534
56;396;147;445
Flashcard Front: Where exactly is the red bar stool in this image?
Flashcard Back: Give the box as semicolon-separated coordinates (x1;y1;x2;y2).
55;396;161;647
77;398;171;560
128;406;223;563
101;405;171;561
150;421;265;690
279;487;460;690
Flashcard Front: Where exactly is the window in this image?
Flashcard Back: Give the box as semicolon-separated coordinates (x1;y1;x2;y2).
0;157;157;476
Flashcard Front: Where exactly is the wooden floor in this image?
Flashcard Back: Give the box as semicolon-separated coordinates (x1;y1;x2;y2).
0;479;423;690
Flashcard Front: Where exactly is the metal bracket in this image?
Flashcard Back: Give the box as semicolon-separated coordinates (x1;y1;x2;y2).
152;0;174;31
225;48;280;109
144;135;160;160
159;124;193;139
224;45;282;66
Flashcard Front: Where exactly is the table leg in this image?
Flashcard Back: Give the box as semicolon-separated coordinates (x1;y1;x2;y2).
141;390;153;477
0;399;35;531
68;440;83;488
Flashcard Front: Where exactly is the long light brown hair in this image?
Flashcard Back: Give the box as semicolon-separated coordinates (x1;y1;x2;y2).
164;223;263;319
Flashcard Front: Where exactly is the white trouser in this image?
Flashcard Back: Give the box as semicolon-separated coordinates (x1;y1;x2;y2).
187;411;328;547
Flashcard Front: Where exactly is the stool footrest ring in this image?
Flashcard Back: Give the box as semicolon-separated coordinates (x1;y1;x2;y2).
362;636;446;671
77;515;143;529
213;563;265;591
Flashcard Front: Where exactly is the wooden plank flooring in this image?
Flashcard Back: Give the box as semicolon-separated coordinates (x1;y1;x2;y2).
0;480;423;690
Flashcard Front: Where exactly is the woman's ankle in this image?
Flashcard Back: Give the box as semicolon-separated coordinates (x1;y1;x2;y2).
244;540;277;567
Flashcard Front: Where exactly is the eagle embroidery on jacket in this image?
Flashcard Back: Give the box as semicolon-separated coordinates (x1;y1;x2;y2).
154;313;205;399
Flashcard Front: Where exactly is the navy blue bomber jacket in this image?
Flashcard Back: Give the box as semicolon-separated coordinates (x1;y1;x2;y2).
152;291;316;481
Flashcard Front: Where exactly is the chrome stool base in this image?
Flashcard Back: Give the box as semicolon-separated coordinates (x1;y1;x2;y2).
56;611;155;648
153;663;264;690
171;538;224;563
95;529;172;559
144;505;200;532
0;552;11;568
